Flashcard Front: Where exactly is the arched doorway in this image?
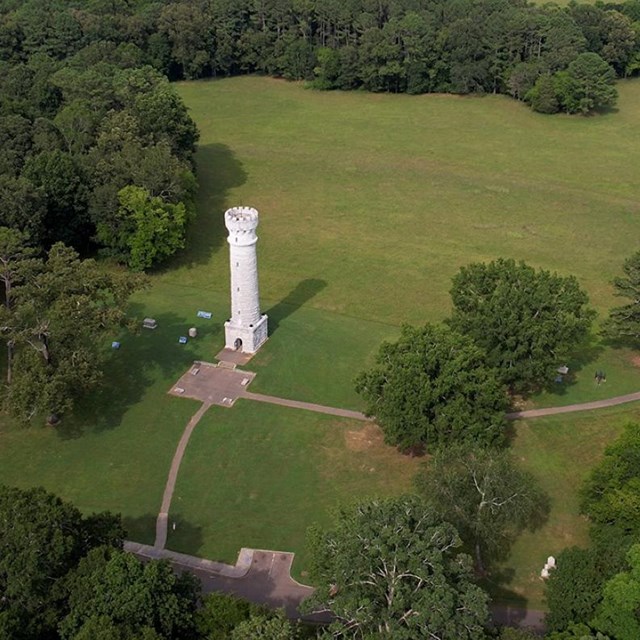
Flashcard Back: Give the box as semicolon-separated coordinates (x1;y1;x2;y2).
234;338;243;351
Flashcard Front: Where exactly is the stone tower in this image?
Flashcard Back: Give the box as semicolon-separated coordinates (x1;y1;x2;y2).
223;206;268;353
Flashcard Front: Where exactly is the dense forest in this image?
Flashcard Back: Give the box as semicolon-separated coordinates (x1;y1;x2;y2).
0;0;639;258
2;0;638;120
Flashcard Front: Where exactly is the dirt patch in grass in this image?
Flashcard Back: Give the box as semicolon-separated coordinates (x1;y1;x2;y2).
630;354;640;368
344;423;385;451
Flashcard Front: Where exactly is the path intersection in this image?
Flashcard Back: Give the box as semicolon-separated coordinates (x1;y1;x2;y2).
129;355;640;628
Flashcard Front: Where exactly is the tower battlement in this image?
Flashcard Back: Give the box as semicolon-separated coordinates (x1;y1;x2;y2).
225;207;259;244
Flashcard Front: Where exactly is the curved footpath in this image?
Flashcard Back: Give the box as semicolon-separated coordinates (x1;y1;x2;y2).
144;365;640;633
506;389;640;420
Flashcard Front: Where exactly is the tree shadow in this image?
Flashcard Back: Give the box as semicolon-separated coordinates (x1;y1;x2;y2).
55;305;222;439
166;143;248;270
592;105;620;116
600;333;640;351
514;333;605;401
164;514;205;556
122;513;157;546
482;568;536;632
266;279;327;333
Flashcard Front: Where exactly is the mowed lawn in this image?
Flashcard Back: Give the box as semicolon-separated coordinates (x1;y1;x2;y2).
171;76;640;407
490;405;639;609
174;76;640;325
166;400;421;577
1;76;640;612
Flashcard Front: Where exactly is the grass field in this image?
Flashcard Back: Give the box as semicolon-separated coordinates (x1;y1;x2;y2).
164;401;639;607
1;75;640;610
167;401;421;576
169;75;640;407
491;404;640;608
173;76;640;326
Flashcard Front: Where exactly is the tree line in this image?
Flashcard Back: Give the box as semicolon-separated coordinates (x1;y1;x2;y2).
2;0;637;115
0;0;199;269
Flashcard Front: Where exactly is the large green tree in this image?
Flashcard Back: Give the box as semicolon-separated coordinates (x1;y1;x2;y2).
448;258;595;393
547;624;610;639
591;544;640;640
3;238;143;421
355;323;508;452
545;423;640;632
60;547;199;640
602;250;640;343
0;175;46;243
97;185;190;271
195;593;279;640
0;227;40;385
304;495;490;639
556;53;618;114
581;422;640;537
0;485;124;639
23;149;89;248
544;546;619;632
230;612;298;640
416;445;548;572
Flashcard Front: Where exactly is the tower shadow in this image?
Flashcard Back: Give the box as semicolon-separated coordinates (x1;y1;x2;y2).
266;279;327;333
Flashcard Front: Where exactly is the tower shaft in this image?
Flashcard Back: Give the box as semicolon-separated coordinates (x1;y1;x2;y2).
223;206;268;354
229;241;261;326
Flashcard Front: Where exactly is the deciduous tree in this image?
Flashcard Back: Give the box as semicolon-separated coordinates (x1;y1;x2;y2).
545;547;617;632
230;612;298;640
355;323;508;452
591;544;640;640
602;250;640;343
60;547;199;640
547;624;610;639
304;495;490;639
416;445;549;572
22;149;89;248
580;422;640;536
449;258;595;392
97;185;189;271
0;485;124;639
195;593;275;640
4;239;143;421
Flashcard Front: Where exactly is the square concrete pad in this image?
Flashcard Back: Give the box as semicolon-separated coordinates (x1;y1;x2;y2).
169;361;255;407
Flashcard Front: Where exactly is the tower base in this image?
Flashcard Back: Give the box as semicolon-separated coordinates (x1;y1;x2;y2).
224;314;268;354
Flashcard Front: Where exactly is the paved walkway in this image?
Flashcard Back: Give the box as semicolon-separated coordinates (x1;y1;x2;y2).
169;361;255;408
125;542;315;618
155;401;212;549
148;360;640;631
125;542;544;630
242;391;368;421
506;390;640;420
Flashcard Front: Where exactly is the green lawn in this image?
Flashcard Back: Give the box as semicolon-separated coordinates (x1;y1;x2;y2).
2;75;640;611
0;332;201;544
489;405;640;609
167;400;421;577
169;75;640;409
174;76;640;327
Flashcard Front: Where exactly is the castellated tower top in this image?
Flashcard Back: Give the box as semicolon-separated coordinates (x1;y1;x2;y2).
225;206;259;246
